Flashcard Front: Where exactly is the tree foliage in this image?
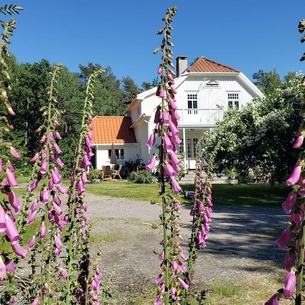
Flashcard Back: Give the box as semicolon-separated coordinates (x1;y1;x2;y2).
204;70;305;183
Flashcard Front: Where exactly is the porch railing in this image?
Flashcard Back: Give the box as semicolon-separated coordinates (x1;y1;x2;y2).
177;108;224;125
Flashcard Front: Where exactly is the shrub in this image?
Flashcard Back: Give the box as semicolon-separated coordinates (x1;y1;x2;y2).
129;170;156;184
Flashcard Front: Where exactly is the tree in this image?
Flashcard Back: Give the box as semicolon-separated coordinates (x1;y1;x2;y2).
9;59;53;156
205;70;304;183
78;63;125;115
121;76;140;105
141;77;159;91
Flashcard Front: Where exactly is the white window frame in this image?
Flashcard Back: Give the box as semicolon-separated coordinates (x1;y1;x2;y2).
227;92;240;109
187;93;198;114
108;149;125;160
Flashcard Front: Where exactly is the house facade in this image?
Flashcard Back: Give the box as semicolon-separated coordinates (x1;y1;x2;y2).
92;57;264;171
91;116;137;170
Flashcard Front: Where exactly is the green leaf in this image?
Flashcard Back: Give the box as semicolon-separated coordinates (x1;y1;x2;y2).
299;19;305;33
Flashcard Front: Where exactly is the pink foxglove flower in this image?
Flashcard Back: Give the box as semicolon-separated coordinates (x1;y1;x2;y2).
283;270;296;299
162;110;170;125
147;132;156;149
83;154;91;168
31;298;39;305
6;169;18;187
282;191;297;214
169;97;177;110
163;134;173;151
171;85;177;94
284;252;296;271
55;157;64;168
178;277;189;290
169;120;179;136
164;162;176;177
78;180;85;194
40;188;49;203
53;142;62;154
59;267;68;279
26;210;37;224
28;179;39;192
157;65;162;74
53;202;62;216
56;183;66;194
5;214;20;242
265;293;280;305
30;153;39;163
157;88;166;98
40;159;47;174
39;222;46;239
27;235;36;249
55;234;63;254
171;178;181;194
49;132;54;141
168;72;174;82
29;200;38;213
8;191;22;212
293;135;304;149
154;107;161;124
0;256;6;279
11;241;27;258
82;171;88;184
55;131;62;140
0;206;6;233
40;135;46;143
53;193;61;206
9;146;20;160
286;165;302;186
146;155;156;172
276;228;292;249
51;170;61;185
5;260;16;274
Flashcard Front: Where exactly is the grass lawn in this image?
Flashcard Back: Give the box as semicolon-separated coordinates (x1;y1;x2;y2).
86;180;290;207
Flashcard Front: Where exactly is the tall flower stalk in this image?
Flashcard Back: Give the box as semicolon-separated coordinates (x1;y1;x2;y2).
146;6;189;305
64;69;104;304
17;65;66;304
183;140;219;295
265;86;305;305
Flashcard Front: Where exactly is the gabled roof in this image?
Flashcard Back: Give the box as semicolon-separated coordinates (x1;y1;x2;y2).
92;116;137;144
188;57;240;73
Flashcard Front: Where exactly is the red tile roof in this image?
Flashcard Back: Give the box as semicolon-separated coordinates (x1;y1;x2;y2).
92;116;137;144
188;57;240;73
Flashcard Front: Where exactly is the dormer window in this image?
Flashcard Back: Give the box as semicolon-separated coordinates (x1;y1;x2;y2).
206;79;219;87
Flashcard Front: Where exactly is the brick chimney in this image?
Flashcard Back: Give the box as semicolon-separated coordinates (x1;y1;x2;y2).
176;56;188;76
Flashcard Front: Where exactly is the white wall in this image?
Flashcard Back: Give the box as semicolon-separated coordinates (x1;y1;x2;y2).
94;144;137;170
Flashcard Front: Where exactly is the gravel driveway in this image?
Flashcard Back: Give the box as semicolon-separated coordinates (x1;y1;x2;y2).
85;193;289;301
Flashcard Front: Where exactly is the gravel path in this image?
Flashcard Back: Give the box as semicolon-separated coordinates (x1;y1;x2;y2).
85;193;289;297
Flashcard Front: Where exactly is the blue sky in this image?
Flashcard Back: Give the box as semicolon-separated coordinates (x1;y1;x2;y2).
6;0;305;86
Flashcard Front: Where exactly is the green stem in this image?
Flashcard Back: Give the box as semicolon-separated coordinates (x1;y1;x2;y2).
296;202;305;305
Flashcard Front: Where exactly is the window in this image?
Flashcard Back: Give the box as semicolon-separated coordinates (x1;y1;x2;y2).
108;149;125;160
187;94;198;114
228;93;239;109
187;138;198;158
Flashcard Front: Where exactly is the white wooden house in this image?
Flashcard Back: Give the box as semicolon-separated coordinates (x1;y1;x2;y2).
92;56;264;171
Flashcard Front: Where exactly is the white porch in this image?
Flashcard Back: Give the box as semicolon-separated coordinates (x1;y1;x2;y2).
177;108;224;125
179;127;211;171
